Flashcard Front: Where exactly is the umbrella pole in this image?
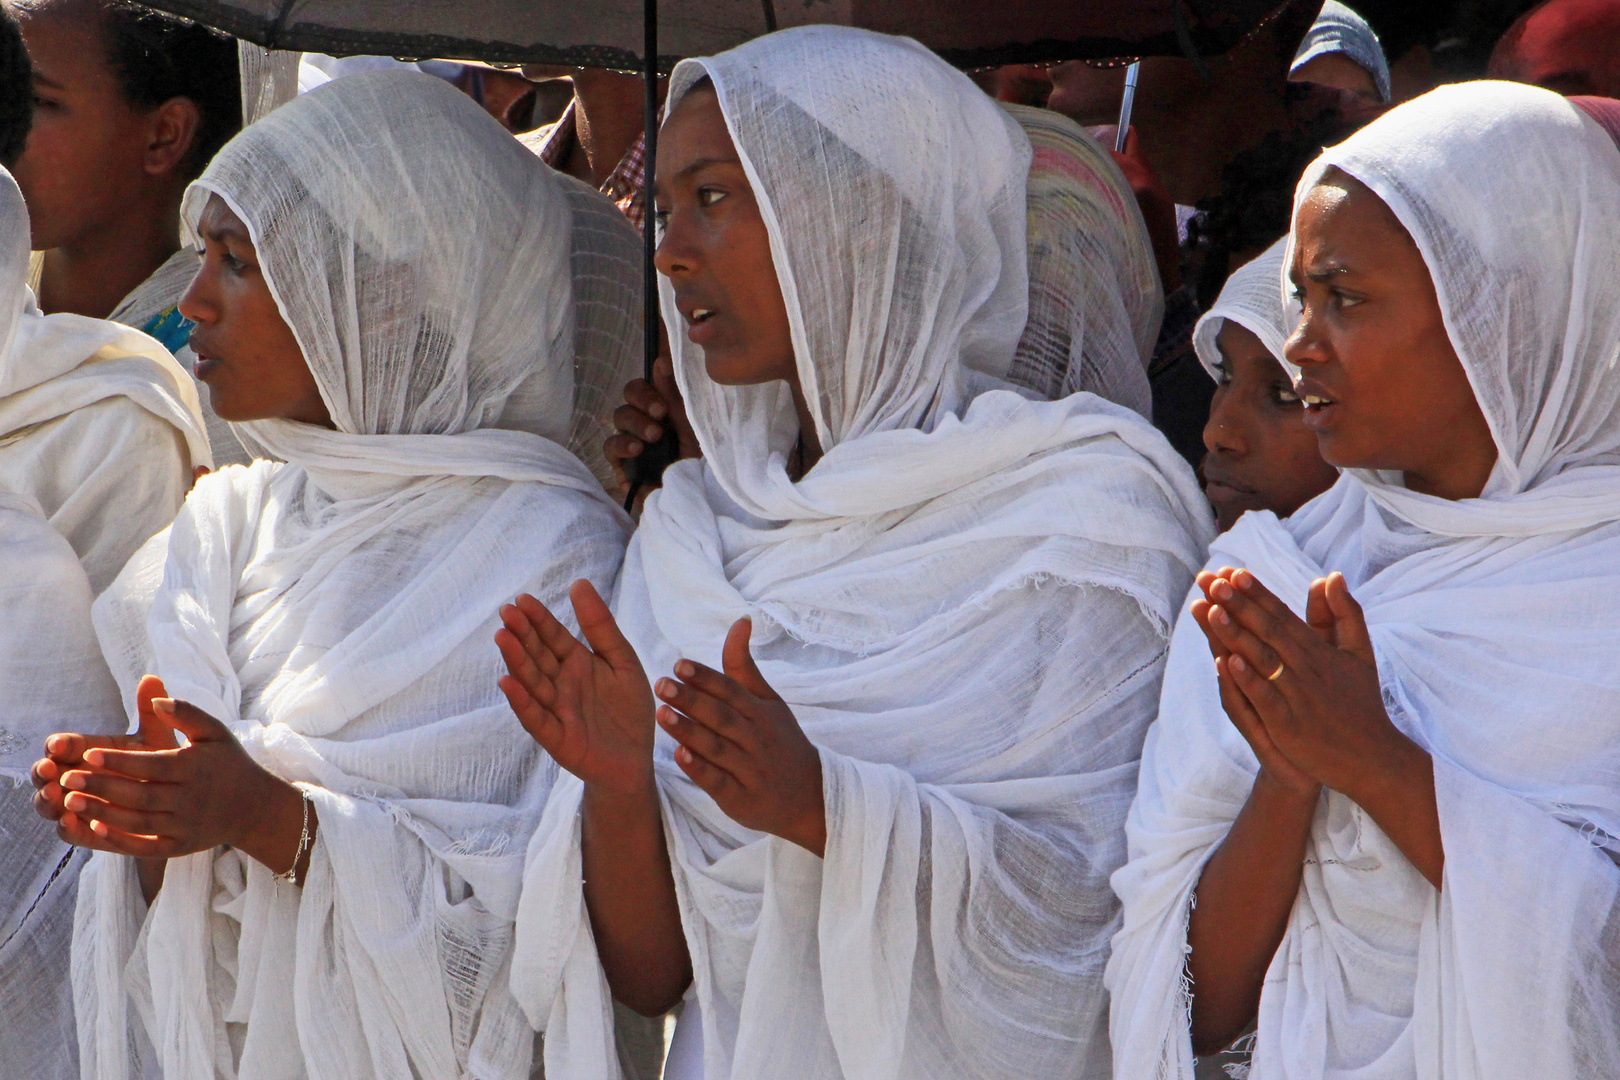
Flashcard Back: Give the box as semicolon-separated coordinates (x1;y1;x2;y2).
625;0;677;509
642;0;659;385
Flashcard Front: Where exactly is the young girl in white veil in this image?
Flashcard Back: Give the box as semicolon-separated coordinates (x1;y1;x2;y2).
31;70;636;1079
498;26;1213;1080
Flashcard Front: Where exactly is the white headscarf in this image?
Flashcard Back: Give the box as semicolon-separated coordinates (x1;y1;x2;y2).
1107;82;1620;1080
1292;0;1392;102
74;70;633;1080
1191;236;1294;379
510;26;1213;1080
0;167;209;592
0;491;123;1080
1004;103;1163;417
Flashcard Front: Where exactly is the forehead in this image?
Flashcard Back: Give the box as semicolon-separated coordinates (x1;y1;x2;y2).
15;0;114;79
1292;175;1409;262
656;88;740;176
196;193;251;237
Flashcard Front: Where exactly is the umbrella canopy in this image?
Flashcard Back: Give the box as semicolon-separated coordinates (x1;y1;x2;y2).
142;0;1286;70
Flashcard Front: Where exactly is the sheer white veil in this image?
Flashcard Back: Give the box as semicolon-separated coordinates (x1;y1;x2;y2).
180;69;610;497
1283;80;1620;537
1192;236;1294;378
662;26;1032;521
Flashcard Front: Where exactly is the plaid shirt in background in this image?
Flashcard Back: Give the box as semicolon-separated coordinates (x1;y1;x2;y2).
526;101;649;231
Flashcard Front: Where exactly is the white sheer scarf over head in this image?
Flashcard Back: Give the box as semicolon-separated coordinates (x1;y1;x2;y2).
73;70;632;1080
0;166;209;592
510;25;1214;1080
1191;236;1294;380
1107;82;1620;1080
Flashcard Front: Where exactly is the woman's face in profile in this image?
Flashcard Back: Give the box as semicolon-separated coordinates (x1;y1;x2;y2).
652;84;796;388
178;195;332;427
1285;170;1496;501
1201;321;1339;531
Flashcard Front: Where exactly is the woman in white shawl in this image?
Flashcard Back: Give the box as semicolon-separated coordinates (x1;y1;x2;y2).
497;26;1213;1080
4;493;123;1079
0;164;208;594
1105;81;1620;1080
30;70;633;1079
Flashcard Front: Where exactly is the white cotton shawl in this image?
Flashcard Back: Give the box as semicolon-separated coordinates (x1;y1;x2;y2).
0;167;210;593
0;491;123;1080
509;26;1215;1080
1106;82;1620;1080
72;70;633;1080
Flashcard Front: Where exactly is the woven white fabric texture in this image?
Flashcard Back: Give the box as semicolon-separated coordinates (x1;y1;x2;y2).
0;167;209;593
0;491;123;1080
1292;0;1391;102
509;26;1214;1080
1107;82;1620;1080
530;173;644;490
1005;103;1162;416
1191;237;1294;380
72;71;631;1080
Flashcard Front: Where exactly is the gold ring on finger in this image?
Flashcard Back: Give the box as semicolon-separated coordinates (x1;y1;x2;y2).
1266;661;1286;682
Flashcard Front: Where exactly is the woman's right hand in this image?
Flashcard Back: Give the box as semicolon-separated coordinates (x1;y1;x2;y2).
496;580;657;795
1190;569;1321;801
605;353;700;503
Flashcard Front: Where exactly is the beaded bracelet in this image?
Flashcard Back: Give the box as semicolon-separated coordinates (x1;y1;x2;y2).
274;787;313;886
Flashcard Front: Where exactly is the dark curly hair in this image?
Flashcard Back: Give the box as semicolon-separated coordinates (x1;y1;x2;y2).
0;5;31;168
100;2;240;178
1184;99;1347;311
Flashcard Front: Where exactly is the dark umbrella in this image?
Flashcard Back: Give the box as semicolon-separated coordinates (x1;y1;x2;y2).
141;1;1284;71
150;0;1287;496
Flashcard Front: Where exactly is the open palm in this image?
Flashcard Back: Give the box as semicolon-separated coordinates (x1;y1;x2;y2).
496;579;656;795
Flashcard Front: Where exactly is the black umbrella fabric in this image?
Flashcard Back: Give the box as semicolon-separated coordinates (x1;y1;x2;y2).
143;0;1284;71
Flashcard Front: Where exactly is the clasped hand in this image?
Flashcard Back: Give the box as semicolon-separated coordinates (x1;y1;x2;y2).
1189;567;1422;805
496;581;827;855
31;675;309;878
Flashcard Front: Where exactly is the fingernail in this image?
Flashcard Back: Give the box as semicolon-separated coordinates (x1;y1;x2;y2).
648;402;667;419
153;698;176;715
46;735;66;754
1231;655;1247;673
91;819;108;836
627;440;642;455
85;749;104;768
655;678;674;699
676;746;691;764
674;659;694;679
1210;580;1230;601
65;792;86;811
1213;606;1230;626
644;425;661;441
62;772;86;791
1234;571;1253;591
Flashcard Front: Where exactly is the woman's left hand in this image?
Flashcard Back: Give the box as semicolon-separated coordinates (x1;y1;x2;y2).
654;618;827;856
1202;568;1444;885
48;675;312;878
